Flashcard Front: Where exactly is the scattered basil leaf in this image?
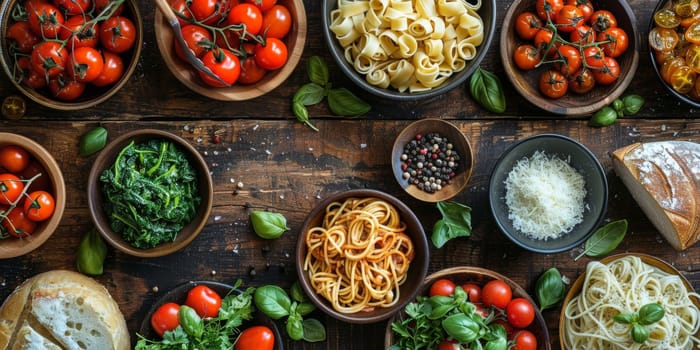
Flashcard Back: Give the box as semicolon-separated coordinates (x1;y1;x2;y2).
431;201;472;248
327;88;371;116
612;99;624;115
589;106;618;127
535;267;565;311
302;318;327;342
76;228;107;275
308;56;329;86
293;83;326;106
622;94;645;115
253;285;291;320
79;126;108;157
631;323;649;343
469;67;506;113
638;303;665;325
178;305;204;339
293;101;318;132
250;210;289;239
575;219;628;261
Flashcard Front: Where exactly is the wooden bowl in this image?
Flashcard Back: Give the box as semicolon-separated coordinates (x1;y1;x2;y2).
384;266;552;349
559;253;700;349
0;133;66;259
87;129;213;258
295;189;429;324
154;0;306;101
392;119;473;203
322;0;496;101
0;0;143;110
139;280;284;349
500;0;640;115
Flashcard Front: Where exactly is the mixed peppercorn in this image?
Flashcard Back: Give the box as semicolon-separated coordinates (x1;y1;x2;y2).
400;133;460;194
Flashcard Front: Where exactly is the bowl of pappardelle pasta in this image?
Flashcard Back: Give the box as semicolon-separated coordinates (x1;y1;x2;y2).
560;253;700;349
322;0;496;101
294;189;430;324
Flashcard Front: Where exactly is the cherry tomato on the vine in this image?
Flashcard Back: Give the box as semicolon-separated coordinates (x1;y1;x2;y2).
461;283;482;303
533;28;559;57
514;11;542;40
246;0;277;12
94;0;124;16
513;44;541;70
513;330;538;350
2;206;37;237
555;4;584;33
535;0;563;20
429;279;456;297
31;41;68;79
54;0;91;15
592;56;620;85
100;16;137;53
189;0;219;22
554;44;582;76
0;145;30;173
66;47;105;83
150;302;180;338
254;37;287;70
199;48;241;87
60;16;100;50
238;56;268;84
234;325;275;350
590;10;617;32
18;160;50;192
169;0;194;26
598;27;629;58
48;76;86;101
92;50;124;87
569;24;595;45
228;3;264;37
27;2;64;38
569;68;596;94
16;57;46;89
185;285;223;318
175;25;213;62
0;173;24;205
566;0;593;22
6;22;39;54
506;298;535;329
481;279;512;309
23;190;56;222
539;69;568;98
583;46;605;68
262;4;292;39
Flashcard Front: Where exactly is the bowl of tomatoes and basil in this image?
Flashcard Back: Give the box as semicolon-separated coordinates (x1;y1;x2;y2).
384;266;551;350
0;132;65;259
153;0;307;101
499;0;639;116
0;0;143;110
138;280;283;350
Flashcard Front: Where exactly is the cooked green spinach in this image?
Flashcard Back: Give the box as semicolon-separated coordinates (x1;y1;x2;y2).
100;139;201;249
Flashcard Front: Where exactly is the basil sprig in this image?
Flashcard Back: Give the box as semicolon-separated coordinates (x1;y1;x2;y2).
468;67;506;113
535;267;565;311
292;56;371;131
575;219;628;261
590;94;645;127
613;303;665;343
254;284;326;342
431;201;472;248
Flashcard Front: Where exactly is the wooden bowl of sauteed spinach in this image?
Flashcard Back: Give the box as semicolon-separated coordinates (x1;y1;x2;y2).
87;129;213;257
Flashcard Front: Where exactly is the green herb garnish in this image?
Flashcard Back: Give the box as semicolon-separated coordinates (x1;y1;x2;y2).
535;267;565;311
431;201;472;248
575;219;628;261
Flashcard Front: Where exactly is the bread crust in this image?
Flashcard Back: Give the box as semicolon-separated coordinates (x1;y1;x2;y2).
612;141;700;250
0;270;130;350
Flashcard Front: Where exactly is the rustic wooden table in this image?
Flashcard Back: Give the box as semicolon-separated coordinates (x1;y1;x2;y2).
1;0;699;349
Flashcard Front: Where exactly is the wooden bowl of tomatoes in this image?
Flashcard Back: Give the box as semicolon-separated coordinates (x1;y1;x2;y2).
0;0;143;111
138;281;284;349
500;0;639;116
0;132;65;259
153;0;307;101
384;266;551;350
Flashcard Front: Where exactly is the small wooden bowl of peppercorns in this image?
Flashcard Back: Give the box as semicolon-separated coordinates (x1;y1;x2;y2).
392;119;474;203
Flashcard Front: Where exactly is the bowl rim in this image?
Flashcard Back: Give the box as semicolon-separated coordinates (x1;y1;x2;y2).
391;118;474;202
0;132;66;259
294;188;430;324
87;129;213;258
499;0;640;115
558;253;699;348
384;266;552;349
321;0;497;101
0;0;144;111
488;133;609;253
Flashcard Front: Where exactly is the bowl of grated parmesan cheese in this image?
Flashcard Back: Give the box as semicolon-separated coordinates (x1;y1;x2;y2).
488;134;608;253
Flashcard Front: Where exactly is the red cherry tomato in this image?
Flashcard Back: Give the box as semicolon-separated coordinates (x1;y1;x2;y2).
568;68;596;94
590;10;617;32
566;0;593;22
92;50;125;87
228;4;264;37
535;0;563;20
169;0;194;26
554;44;582;76
461;283;482;303
27;2;64;38
583;46;605;68
54;0;91;15
6;21;39;54
189;0;219;22
0;173;24;205
175;25;213;62
569;24;595;45
185;285;223;318
481;280;512;309
199;48;241;87
437;339;460;350
18;160;51;192
514;11;541;40
554;4;584;33
254;37;287;70
506;298;536;329
66;47;105;83
234;325;275;350
514;44;541;71
262;4;291;39
597;27;629;58
151;302;180;338
99;16;137;53
94;0;124;16
429;279;456;297
513;330;538;350
49;76;86;101
238;56;268;84
246;0;276;12
533;28;559;57
23;190;56;222
539;69;569;98
0;145;30;173
60;15;100;50
592;56;621;85
2;206;37;237
31;41;68;79
16;57;47;89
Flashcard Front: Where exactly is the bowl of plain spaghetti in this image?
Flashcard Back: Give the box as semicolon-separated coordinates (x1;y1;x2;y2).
295;189;430;324
560;253;700;349
322;0;496;101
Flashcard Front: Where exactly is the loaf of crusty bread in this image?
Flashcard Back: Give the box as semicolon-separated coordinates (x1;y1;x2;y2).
612;141;700;251
0;270;129;350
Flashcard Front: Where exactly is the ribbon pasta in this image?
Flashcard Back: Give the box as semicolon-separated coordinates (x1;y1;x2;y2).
562;256;700;349
303;197;415;314
329;0;485;92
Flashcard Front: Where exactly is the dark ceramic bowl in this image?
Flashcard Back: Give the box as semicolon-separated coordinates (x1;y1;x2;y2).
322;0;496;101
385;266;551;349
392;118;474;202
295;189;429;324
500;0;639;115
488;134;608;253
139;280;284;350
87;129;213;258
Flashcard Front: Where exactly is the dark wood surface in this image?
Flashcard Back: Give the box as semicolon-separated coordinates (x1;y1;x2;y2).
1;0;699;349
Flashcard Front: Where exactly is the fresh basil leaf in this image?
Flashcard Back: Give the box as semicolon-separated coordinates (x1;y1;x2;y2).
431;220;471;248
327;88;371;116
293;83;326;106
589;106;618;127
302;318;327;342
76;228;107;276
296;302;316;316
437;201;472;229
79;126;108;157
535;267;565;311
613;312;636;324
631;323;649;343
638;303;665;325
178;305;204;339
250;210;289;239
293;101;318;131
307;56;329;86
622;94;644;115
286;313;304;341
442;313;479;343
290;280;307;302
469;67;506;113
428;303;455;320
254;285;291;319
575;219;628;260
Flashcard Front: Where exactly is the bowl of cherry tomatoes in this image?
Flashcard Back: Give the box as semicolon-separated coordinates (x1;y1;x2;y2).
649;0;700;108
154;0;307;101
138;281;283;350
0;0;143;111
384;266;551;350
500;0;639;115
0;132;65;259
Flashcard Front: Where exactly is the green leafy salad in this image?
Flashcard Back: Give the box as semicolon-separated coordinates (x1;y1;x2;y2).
100;139;201;249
